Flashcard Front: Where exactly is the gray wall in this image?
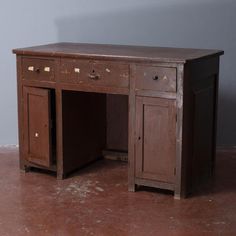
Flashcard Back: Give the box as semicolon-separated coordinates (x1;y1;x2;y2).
0;0;235;146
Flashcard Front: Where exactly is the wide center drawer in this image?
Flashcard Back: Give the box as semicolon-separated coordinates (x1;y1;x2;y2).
22;57;55;82
134;65;177;92
60;59;129;88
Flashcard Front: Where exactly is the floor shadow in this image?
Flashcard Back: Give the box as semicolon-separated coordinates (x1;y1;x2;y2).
189;150;236;198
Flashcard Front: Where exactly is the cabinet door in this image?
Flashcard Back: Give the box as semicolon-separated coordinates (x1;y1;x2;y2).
135;97;176;183
23;87;51;167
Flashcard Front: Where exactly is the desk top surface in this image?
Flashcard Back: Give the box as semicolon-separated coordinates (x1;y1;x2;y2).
13;42;224;63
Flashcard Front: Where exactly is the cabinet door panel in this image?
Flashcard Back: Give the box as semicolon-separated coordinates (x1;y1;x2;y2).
136;97;176;183
23;87;51;167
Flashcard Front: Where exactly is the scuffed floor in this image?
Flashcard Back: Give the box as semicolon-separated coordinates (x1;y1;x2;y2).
0;147;235;236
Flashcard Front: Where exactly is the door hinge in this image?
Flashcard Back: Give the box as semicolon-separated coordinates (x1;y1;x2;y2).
174;168;176;175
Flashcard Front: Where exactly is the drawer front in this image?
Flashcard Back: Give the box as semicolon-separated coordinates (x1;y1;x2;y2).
135;65;177;92
22;58;55;81
60;59;129;88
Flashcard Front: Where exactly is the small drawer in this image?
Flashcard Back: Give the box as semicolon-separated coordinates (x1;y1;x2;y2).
22;58;55;81
60;59;129;88
135;65;177;92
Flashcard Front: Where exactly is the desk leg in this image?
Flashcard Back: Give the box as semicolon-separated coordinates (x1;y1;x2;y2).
128;65;136;192
16;56;26;172
212;73;219;174
57;173;66;180
56;89;64;179
174;64;186;199
128;95;136;192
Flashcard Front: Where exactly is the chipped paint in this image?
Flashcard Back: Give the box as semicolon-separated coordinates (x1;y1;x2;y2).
54;179;106;200
74;68;80;73
44;67;50;72
95;187;104;192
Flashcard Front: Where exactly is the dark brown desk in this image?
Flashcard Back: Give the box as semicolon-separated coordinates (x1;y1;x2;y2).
13;43;224;198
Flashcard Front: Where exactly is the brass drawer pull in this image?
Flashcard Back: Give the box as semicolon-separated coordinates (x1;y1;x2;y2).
88;73;100;80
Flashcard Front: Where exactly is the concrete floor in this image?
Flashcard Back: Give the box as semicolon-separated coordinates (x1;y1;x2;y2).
0;147;235;236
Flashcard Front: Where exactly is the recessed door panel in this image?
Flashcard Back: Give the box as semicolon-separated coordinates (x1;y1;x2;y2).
23;87;51;167
136;97;176;183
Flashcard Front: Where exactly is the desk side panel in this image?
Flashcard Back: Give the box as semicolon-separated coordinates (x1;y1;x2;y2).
182;57;220;194
16;56;26;171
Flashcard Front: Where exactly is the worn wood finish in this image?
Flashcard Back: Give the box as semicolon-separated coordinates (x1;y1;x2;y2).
181;57;220;195
135;178;175;191
60;59;129;88
135;65;177;92
13;43;223;198
128;64;136;192
13;43;223;63
22;57;55;82
135;90;177;99
135;97;176;184
23;87;52;167
55;88;64;179
57;83;129;96
106;94;128;152
192;80;215;184
174;64;185;199
16;56;25;171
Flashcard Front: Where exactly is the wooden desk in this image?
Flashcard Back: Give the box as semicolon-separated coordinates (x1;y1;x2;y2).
13;43;224;198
